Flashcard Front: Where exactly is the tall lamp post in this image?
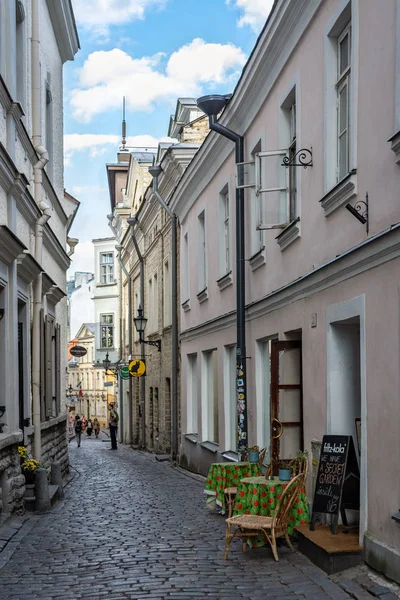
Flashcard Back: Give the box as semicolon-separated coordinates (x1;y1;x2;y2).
196;94;248;454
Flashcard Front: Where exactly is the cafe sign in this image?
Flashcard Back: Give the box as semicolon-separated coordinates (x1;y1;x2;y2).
70;345;87;357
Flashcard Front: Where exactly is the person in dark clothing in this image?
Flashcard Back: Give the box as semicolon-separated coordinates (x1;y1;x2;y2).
108;403;119;450
74;415;83;447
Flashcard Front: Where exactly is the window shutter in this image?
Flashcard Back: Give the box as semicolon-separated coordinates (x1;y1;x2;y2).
45;316;52;418
40;309;45;421
55;323;61;414
255;150;290;230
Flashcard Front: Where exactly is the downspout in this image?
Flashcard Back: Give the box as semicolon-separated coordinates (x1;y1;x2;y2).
32;199;51;461
31;0;51;460
127;216;145;449
116;250;131;445
148;167;178;461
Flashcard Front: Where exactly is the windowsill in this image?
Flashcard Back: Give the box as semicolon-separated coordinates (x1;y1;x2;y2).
196;287;208;304
98;348;115;352
249;247;266;271
200;440;219;454
216;271;233;290
181;298;191;312
276;217;301;251
320;170;357;215
185;433;198;444
96;282;117;287
221;450;241;462
388;130;400;164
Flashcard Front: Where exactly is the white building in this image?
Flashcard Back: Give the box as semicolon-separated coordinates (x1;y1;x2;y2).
67;271;95;341
0;0;79;514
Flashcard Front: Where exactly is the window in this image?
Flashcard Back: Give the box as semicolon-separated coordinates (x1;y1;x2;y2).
45;77;53;180
219;186;230;276
148;273;158;333
223;345;236;451
337;24;351;181
100;252;114;284
197;211;206;292
100;314;114;348
187;354;198;433
250;141;263;256
288;101;297;220
163;260;172;327
201;350;218;443
182;232;189;303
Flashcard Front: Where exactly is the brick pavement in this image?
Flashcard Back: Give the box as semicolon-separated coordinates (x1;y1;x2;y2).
0;435;390;600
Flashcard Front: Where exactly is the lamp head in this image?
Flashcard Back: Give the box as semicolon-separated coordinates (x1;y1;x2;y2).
196;94;231;117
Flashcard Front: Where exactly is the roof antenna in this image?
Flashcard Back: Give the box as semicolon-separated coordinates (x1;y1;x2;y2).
122;96;126;148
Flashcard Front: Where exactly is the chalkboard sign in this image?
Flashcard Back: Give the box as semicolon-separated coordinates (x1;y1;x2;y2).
310;435;360;534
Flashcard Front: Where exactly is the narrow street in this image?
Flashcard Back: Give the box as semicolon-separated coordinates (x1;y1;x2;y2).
0;435;366;599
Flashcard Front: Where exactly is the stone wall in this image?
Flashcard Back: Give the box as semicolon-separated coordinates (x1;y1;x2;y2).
39;415;70;476
0;444;25;515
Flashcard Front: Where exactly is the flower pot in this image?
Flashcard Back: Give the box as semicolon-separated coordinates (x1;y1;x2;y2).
248;451;260;463
23;471;36;485
278;468;292;481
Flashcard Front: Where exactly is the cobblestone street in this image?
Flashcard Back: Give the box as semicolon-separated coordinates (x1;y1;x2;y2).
0;434;389;600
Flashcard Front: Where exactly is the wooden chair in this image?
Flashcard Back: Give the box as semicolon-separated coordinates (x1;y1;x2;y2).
224;473;304;561
224;449;267;518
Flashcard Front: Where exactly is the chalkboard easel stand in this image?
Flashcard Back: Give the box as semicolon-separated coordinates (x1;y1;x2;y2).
310;435;360;535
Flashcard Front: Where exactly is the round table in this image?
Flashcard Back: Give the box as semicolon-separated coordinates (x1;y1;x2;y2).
204;462;261;514
233;475;309;546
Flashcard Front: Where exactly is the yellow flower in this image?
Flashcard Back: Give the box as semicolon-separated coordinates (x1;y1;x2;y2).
18;446;28;459
21;459;40;472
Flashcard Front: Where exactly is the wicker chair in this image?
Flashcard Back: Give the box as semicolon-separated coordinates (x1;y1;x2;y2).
224;473;304;561
224;449;267;518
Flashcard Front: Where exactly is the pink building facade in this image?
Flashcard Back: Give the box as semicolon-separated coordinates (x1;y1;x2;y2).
171;0;400;583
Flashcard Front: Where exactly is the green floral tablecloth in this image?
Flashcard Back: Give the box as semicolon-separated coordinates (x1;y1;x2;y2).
204;462;261;514
233;476;310;546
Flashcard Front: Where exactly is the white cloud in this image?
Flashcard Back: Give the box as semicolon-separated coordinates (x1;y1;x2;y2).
69;39;247;122
68;241;95;277
227;0;274;32
72;0;166;35
64;133;175;164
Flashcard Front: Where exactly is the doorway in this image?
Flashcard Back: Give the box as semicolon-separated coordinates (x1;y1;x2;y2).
327;295;366;542
270;340;303;464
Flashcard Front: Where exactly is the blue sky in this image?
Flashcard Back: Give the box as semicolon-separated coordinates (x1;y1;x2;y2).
65;0;274;275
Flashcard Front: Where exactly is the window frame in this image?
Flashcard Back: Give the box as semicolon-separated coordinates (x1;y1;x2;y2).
336;23;351;182
100;313;114;349
100;252;114;284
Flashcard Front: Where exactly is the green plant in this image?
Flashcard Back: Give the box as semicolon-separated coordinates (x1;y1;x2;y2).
295;449;309;459
17;446;28;460
248;445;260;453
278;460;292;470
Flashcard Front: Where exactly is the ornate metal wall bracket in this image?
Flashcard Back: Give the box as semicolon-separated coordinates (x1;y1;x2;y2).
282;148;313;168
345;192;369;234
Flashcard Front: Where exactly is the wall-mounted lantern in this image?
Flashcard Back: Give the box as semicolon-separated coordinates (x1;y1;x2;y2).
134;306;161;352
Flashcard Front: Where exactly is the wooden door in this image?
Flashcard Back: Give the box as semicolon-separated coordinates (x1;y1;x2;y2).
270;340;303;465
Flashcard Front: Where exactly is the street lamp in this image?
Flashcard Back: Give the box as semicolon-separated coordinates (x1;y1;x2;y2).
196;93;248;454
134;306;161;352
102;352;120;377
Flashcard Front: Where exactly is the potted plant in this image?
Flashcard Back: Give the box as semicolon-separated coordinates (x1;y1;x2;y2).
248;445;260;463
278;460;292;481
17;445;28;465
21;457;40;485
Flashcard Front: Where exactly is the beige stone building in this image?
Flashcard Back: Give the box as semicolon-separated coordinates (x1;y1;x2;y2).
107;99;208;455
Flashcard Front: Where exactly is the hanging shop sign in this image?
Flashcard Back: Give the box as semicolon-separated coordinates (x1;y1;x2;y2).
120;366;130;380
128;359;146;377
70;345;87;357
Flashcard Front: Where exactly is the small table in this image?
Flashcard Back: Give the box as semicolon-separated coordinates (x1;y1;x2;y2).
234;476;310;546
204;462;261;514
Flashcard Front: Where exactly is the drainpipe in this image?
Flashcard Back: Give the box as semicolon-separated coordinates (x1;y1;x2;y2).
126;216;146;449
32;199;51;461
116;247;131;445
148;165;179;461
197;94;248;455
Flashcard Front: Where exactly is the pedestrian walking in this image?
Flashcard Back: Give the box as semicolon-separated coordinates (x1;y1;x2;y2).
108;403;119;450
87;420;93;436
74;415;83;447
93;417;100;438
